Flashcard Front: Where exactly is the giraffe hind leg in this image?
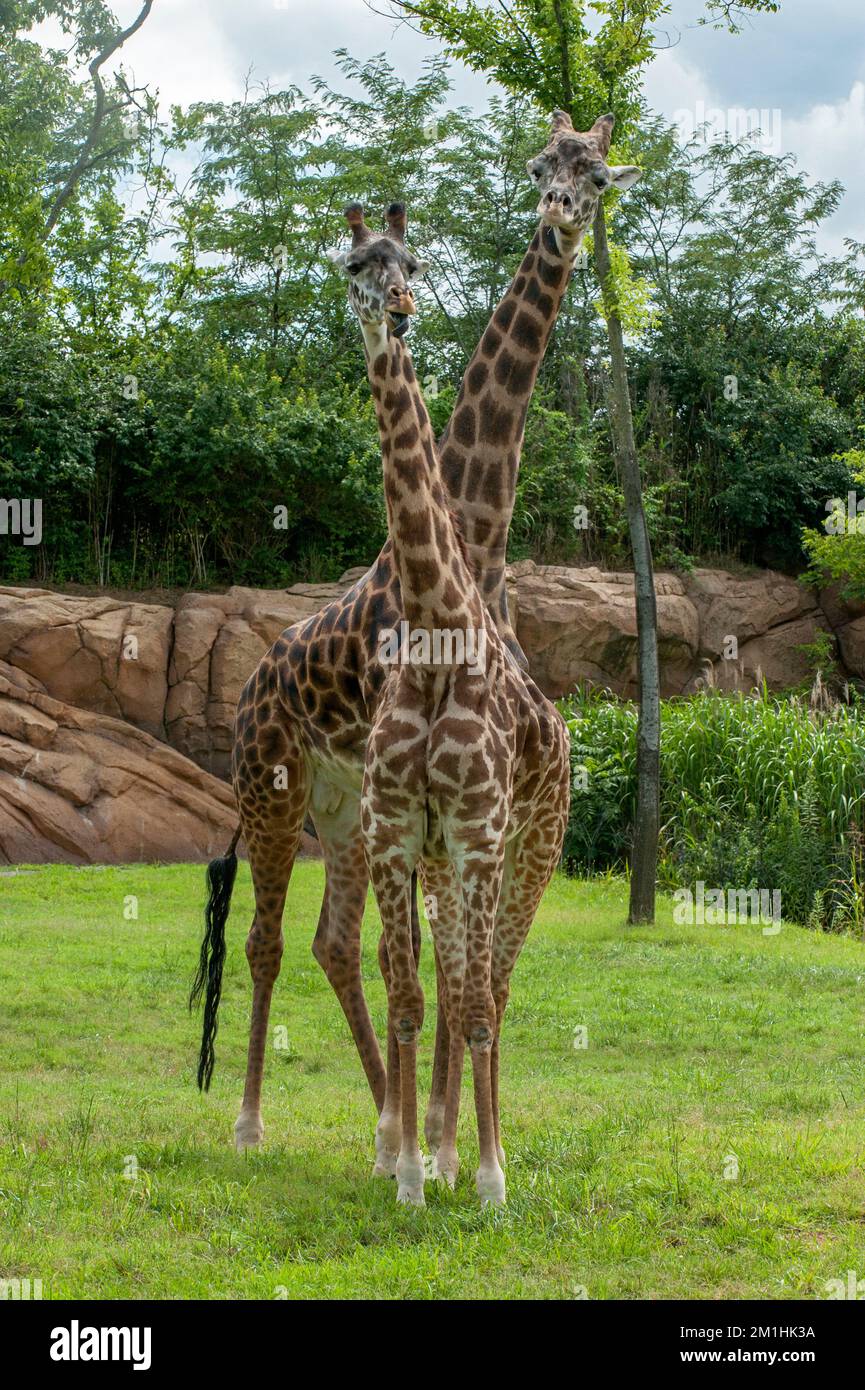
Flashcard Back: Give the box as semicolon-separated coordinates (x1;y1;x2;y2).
489;793;570;1173
232;714;309;1152
311;814;387;1114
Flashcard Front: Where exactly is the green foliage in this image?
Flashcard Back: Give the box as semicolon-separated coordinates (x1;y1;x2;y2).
587;233;657;336
620;122;865;567
2;13;863;585
510;392;591;560
394;0;657;135
795;628;840;686
564;693;637;867
561;689;865;931
803;449;865;601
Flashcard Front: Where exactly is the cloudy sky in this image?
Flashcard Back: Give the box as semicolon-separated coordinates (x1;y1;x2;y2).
37;0;865;255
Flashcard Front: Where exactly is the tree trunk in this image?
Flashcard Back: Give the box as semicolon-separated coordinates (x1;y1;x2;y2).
592;202;660;923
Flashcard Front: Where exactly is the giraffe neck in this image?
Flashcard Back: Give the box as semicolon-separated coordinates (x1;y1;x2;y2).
439;220;581;648
363;323;483;642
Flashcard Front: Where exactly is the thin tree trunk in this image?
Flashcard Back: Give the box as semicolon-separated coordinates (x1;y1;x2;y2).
592;202;660;923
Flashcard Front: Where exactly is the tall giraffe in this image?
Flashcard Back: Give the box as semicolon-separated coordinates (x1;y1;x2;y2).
190;113;641;1158
333;208;571;1206
440;109;641;661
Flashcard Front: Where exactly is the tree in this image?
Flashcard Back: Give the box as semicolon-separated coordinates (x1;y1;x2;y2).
0;0;156;297
374;0;663;919
621;119;864;567
375;0;783;922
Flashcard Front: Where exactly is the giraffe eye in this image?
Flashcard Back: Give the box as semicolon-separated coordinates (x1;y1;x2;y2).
346;263;360;275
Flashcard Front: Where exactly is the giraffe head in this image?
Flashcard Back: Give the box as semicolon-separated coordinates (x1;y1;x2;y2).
328;202;428;340
527;111;642;238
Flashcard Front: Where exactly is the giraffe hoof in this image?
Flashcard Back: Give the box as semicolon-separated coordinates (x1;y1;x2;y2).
433;1148;459;1189
396;1151;425;1206
476;1164;506;1207
424;1108;445;1154
234;1114;264;1151
373;1115;400;1177
372;1133;399;1177
371;1155;397;1178
396;1183;426;1207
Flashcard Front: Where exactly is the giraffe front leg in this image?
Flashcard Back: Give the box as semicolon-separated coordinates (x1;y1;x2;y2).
425;968;450;1156
311;819;386;1113
367;850;426;1205
432;1012;464;1190
419;859;461;1158
490;785;570;1179
468;1025;505;1207
490;987;508;1171
373;871;423;1175
458;842;506;1207
372;931;401;1178
395;1017;425;1206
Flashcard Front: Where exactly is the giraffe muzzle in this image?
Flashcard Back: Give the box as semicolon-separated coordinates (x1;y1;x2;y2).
387;292;416;337
388;287;416;312
538;196;577;228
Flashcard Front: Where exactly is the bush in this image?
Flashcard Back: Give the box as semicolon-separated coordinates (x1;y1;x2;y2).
561;687;865;931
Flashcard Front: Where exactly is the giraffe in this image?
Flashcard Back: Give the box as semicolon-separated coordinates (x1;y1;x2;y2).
331;204;571;1206
442;109;641;658
189;112;641;1163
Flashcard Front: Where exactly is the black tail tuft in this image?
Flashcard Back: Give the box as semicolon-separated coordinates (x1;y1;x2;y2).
190;829;240;1092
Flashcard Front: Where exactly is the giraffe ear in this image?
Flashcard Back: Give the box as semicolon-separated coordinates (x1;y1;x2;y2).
588;112;615;155
550;109;574;136
608;165;642;190
326;246;348;272
407;258;429;281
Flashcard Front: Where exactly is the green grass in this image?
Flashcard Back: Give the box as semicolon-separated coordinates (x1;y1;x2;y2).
1;861;864;1300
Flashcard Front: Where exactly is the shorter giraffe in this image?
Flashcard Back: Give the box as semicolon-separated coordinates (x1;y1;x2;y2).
332;204;571;1206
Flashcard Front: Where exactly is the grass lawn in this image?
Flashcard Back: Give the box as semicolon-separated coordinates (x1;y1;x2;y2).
1;861;864;1300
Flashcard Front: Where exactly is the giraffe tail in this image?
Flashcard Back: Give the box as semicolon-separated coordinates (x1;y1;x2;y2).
190;825;241;1091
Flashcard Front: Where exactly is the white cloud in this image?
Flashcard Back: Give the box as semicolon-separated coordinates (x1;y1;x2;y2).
27;0;865;261
642;37;864;262
103;0;243;110
783;81;865;254
643;44;713;125
31;0;242;109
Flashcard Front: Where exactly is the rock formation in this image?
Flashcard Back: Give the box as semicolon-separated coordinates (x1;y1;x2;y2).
0;562;855;861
